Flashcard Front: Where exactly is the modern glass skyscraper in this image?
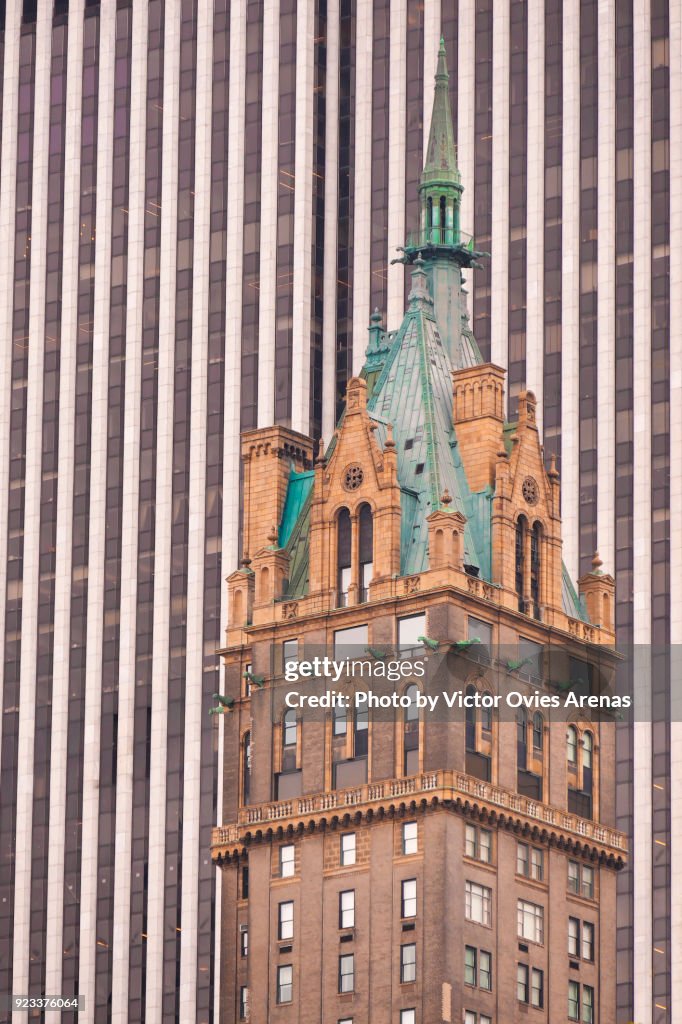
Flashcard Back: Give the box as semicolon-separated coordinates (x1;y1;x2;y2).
0;1;678;1023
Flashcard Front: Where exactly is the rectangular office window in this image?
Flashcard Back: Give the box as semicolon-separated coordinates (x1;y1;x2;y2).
581;864;595;899
465;881;492;926
334;624;368;656
278;901;294;940
568;980;580;1020
338;1020;353;1024
241;866;249;898
277;965;293;1004
338;953;354;993
465;1013;491;1024
517;899;544;943
339;890;355;929
239;986;249;1020
401;878;417;918
400;1011;416;1024
530;846;544;880
518;842;544;880
568;859;595;898
401;942;416;983
531;967;544;1008
582;985;594;1023
582;921;594;961
280;844;295;877
240;925;248;957
517;963;529;1002
479;950;492;991
518;637;543;680
464;945;477;985
568;859;580;893
468;616;493;662
465;823;492;863
340;832;356;866
403;821;418;855
568;916;580;957
283;639;298;668
398;614;426;653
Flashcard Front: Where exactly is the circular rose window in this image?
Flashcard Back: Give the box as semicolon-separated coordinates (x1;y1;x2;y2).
343;464;364;491
522;476;539;505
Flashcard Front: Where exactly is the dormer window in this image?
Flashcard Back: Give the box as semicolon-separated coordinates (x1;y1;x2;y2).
515;516;527;612
358;503;373;602
515;516;543;620
337;507;351;607
336;504;374;607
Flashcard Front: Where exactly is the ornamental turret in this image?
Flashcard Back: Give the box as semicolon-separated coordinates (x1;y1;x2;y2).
394;39;486;367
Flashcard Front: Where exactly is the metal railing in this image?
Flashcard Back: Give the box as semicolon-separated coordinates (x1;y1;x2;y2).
212;768;626;853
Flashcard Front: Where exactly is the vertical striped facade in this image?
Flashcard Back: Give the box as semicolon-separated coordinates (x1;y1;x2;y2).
0;2;678;1023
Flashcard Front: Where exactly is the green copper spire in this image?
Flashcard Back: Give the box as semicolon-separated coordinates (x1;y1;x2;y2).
389;40;486;367
420;38;461;195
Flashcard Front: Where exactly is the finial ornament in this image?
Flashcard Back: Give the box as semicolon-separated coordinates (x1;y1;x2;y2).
267;524;278;546
441;487;452;507
591;552;603;573
548;452;559;479
241;551;252;569
384;423;396;450
316;436;325;465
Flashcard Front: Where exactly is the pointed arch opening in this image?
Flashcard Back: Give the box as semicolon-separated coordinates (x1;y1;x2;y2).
336;507;351;607
358;503;373;603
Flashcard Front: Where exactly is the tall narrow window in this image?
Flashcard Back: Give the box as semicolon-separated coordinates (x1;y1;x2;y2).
358;503;373;602
465;684;477;751
532;713;544;752
354;708;369;758
567;725;578;765
403;685;420;775
242;732;251;805
531;522;542;618
582;730;594;808
282;710;297;772
337;507;351;607
515;516;527;612
516;708;528;770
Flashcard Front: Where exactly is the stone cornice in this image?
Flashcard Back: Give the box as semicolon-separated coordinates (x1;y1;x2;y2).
212;769;626;869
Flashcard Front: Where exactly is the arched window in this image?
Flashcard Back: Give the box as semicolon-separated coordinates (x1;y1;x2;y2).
282;710;297;772
260;565;270;602
333;705;347;737
358;503;373;603
481;698;493;734
427;196;433;229
582;730;593;769
354;708;369;758
516;708;528;771
567;725;578;766
515;516;527;612
440;195;447;242
337;507;351;607
531;522;542;619
465;684;477;752
403;685;420;775
532;713;544;753
242;731;251;804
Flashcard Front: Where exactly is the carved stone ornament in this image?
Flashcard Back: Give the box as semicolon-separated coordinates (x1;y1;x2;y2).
342;463;364;491
522;476;539;506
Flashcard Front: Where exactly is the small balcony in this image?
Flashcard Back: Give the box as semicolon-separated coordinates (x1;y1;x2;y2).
212;769;626;865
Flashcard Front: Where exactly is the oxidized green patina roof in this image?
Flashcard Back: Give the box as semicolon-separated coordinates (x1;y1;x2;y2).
275;40;589;623
366;259;490;577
